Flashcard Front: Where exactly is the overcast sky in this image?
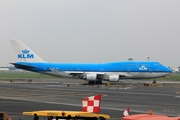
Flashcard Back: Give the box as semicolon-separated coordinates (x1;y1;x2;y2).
0;0;180;67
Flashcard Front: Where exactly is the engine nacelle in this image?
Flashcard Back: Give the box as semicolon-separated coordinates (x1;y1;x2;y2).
86;74;97;81
109;75;119;82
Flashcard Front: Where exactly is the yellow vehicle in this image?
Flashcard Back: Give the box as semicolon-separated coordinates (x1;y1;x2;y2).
23;110;110;120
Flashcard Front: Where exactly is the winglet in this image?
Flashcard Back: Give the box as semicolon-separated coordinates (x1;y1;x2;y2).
10;39;44;62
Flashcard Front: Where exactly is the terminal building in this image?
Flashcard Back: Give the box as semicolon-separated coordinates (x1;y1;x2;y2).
0;68;9;71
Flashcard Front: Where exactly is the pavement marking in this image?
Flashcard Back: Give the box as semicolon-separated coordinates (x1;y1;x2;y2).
102;94;107;97
37;87;174;97
0;90;101;98
0;86;174;97
45;84;135;89
0;96;177;116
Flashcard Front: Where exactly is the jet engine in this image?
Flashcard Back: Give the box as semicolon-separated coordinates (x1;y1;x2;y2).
109;75;119;82
86;74;97;81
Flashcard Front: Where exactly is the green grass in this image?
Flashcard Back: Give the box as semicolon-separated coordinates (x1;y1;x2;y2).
0;71;58;80
159;73;180;81
0;71;180;81
139;73;180;81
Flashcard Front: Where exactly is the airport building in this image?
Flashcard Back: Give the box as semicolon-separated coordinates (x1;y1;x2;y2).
0;68;9;71
170;67;180;73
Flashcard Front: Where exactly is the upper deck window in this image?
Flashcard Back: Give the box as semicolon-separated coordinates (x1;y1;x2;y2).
155;62;162;66
139;64;150;66
123;64;136;66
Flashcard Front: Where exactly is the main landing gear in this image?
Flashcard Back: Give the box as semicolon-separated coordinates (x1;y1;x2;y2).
152;79;158;87
88;78;102;84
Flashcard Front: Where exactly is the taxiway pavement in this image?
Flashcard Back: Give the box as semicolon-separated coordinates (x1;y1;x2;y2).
0;79;180;120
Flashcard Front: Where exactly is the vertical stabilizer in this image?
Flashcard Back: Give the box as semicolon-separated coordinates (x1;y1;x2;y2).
10;39;44;62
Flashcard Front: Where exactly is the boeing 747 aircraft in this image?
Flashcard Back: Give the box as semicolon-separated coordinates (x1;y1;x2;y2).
10;40;172;84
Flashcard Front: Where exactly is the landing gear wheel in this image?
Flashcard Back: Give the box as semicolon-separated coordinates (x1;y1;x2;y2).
88;81;95;84
99;117;106;120
152;79;156;84
33;114;39;120
96;79;102;84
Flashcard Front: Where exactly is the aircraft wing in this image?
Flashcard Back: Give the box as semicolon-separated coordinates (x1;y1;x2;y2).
64;71;105;75
50;69;129;79
64;71;129;79
65;71;84;74
64;71;85;78
65;71;105;78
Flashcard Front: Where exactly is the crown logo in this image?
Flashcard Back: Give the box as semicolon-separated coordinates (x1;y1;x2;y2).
22;49;30;54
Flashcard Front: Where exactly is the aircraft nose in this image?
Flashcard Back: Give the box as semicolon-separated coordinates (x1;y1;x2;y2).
165;67;172;73
161;67;172;76
168;68;172;72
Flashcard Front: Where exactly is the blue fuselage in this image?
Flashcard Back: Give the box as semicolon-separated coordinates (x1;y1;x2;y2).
18;62;169;72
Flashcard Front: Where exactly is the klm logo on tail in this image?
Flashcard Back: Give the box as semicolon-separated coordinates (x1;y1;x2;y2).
18;49;34;59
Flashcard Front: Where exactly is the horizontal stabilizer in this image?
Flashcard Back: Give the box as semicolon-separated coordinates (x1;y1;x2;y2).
10;63;37;69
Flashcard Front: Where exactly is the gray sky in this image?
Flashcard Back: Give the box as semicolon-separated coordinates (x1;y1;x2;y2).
0;0;180;67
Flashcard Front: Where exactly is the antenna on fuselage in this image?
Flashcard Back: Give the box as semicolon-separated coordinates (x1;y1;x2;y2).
147;56;150;61
128;58;133;61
